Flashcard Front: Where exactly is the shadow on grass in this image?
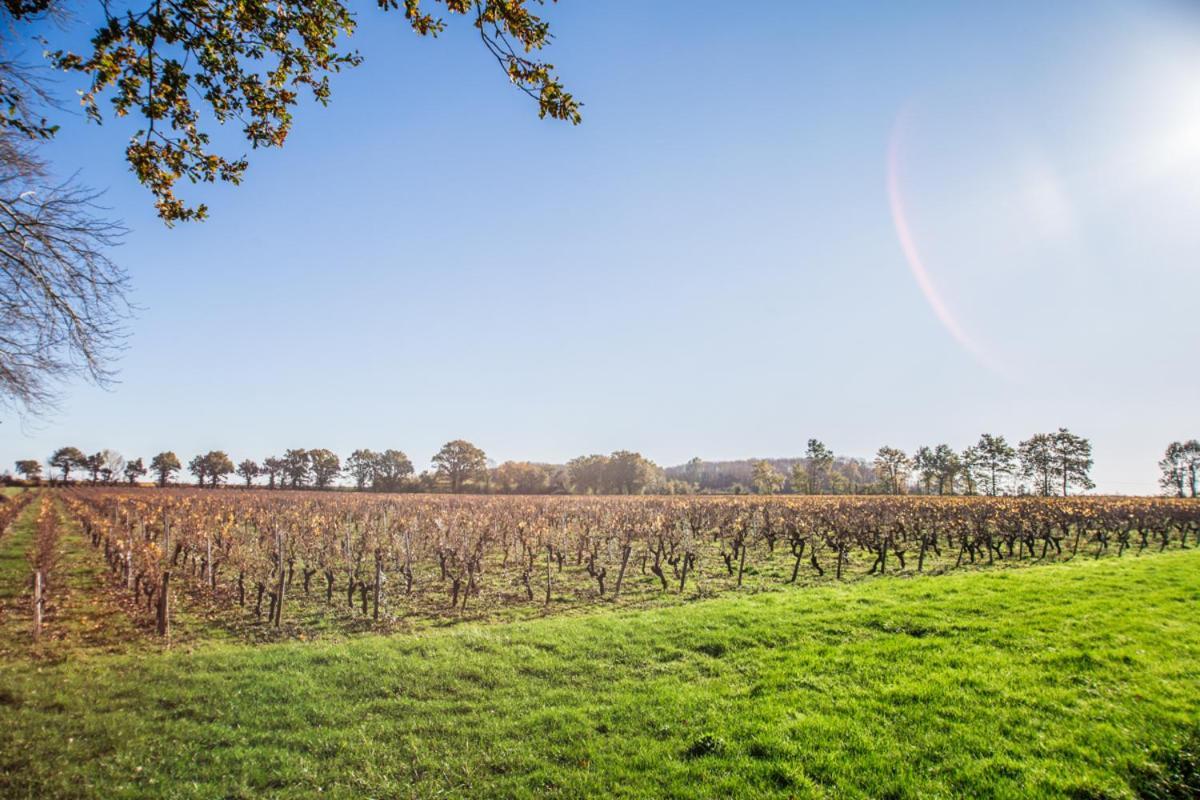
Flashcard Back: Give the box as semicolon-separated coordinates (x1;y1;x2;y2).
1132;723;1200;800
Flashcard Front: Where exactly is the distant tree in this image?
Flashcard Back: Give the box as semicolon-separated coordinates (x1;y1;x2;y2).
49;447;87;482
309;449;341;489
805;439;834;494
98;454;114;483
788;462;805;494
204;451;235;487
1049;428;1094;496
658;479;695;496
262;456;286;490
98;449;125;484
1160;440;1199;498
14;459;42;483
975;434;1016;496
931;444;960;495
494;461;550;494
373;450;414;493
1018;434;1056;496
959;446;982;495
604;451;659;495
345;449;379;491
563;452;661;495
187;454;208;487
237;459;260;488
1186;440;1200;498
83;451;104;484
415;470;438;492
1159;442;1187;497
912;447;936;494
433;440;488;493
567;454;609;494
283;449;311;489
684;457;704;487
873;447;910;494
546;466;572;494
751;460;784;495
841;459;866;495
150;451;182;487
124;457;147;485
187;451;234;487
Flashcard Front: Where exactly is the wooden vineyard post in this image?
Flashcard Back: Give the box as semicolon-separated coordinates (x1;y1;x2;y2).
126;515;135;591
273;527;285;628
205;535;213;589
156;571;170;637
32;570;43;641
373;552;382;621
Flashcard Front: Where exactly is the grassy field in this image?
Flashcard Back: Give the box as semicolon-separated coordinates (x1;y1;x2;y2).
0;501;1197;799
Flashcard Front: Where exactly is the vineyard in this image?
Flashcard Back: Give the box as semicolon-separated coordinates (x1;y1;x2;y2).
56;488;1200;637
2;489;1199;797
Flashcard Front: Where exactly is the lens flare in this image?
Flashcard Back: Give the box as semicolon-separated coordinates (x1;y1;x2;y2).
886;109;996;371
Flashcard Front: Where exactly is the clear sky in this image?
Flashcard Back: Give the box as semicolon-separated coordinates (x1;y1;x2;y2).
4;0;1199;492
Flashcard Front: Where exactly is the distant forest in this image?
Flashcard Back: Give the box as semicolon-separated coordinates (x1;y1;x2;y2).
664;456;874;494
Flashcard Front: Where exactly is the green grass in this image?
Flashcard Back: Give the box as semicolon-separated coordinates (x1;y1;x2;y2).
0;542;1198;798
0;497;143;659
0;495;43;652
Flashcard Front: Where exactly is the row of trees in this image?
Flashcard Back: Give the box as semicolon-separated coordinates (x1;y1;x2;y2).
24;441;682;495
34;446;393;491
24;430;1192;498
31;441;494;494
870;430;1095;497
17;449;148;487
737;431;1095;498
745;440;874;495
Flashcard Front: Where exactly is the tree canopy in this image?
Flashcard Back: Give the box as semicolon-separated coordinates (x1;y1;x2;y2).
432;440;488;493
150;451;182;486
4;0;579;223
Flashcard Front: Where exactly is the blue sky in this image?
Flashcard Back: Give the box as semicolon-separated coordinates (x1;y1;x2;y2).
4;0;1199;492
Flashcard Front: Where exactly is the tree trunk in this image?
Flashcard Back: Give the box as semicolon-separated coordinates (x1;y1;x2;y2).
612;544;632;599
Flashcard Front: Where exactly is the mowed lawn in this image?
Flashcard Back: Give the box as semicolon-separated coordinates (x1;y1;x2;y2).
0;537;1198;799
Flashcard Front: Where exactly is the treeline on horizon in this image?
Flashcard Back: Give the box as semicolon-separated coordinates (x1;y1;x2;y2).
11;428;1195;498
